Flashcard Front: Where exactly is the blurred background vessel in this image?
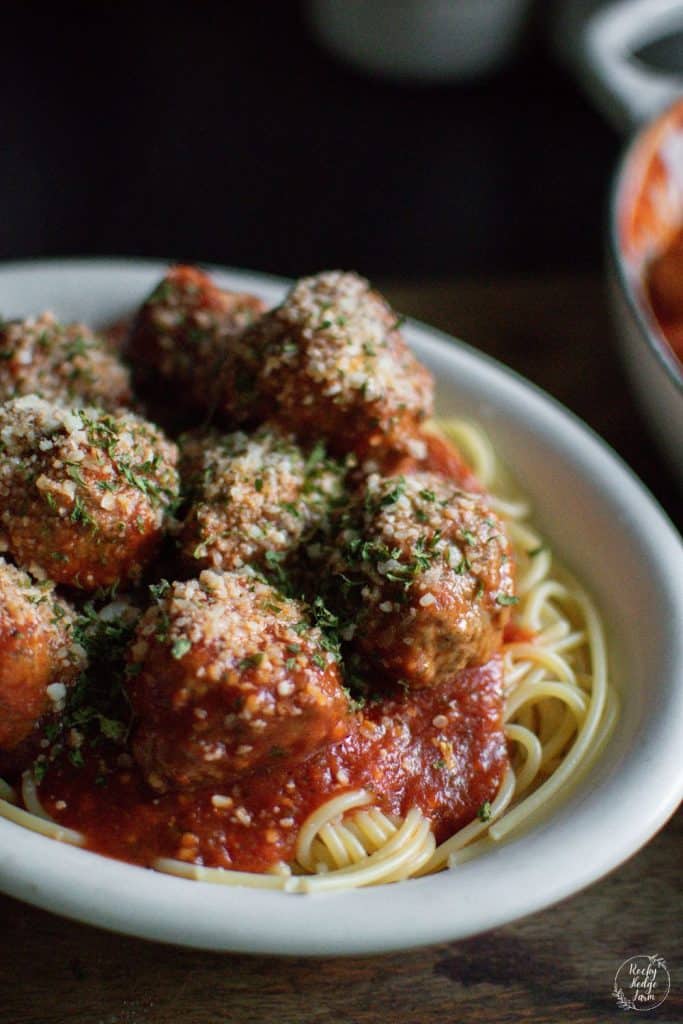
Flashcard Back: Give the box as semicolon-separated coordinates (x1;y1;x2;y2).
0;0;681;495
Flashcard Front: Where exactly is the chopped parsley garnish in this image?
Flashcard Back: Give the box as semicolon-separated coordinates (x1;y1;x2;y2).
33;600;138;781
70;496;96;530
149;579;171;601
477;801;492;822
171;637;192;660
64;335;92;359
149;279;173;304
239;653;264;671
379;478;406;507
66;463;85;487
305;440;327;472
496;594;519;606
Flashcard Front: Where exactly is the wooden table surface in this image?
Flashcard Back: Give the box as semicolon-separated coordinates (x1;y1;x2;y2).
2;275;681;1024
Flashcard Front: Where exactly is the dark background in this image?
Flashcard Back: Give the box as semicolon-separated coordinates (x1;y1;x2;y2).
0;3;620;278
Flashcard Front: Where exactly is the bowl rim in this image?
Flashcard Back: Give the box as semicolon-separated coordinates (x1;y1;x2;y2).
0;257;681;956
607;101;683;397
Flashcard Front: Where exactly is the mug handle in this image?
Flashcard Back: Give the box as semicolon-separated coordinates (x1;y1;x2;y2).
581;0;683;131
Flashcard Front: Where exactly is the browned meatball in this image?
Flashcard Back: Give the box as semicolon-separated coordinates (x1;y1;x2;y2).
0;313;132;410
355;426;482;493
0;559;85;751
324;472;515;688
226;271;434;452
0;396;179;588
179;425;346;573
126;570;351;791
127;265;266;422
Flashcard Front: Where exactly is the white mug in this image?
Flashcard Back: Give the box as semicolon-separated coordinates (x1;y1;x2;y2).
555;0;683;131
307;0;535;82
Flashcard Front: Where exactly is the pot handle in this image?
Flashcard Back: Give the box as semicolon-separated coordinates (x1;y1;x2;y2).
581;0;683;131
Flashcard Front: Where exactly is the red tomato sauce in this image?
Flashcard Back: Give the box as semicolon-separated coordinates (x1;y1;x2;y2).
646;228;683;362
503;621;537;645
357;427;482;493
39;658;507;874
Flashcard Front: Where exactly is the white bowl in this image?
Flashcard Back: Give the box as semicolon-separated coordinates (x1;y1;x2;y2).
608;99;683;484
0;259;681;955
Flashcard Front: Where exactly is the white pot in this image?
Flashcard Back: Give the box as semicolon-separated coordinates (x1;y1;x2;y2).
608;100;683;485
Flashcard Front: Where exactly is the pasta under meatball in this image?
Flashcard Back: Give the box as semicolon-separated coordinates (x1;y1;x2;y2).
0;396;179;589
179;425;346;573
0;313;132;411
323;471;516;688
0;558;85;752
126;570;351;792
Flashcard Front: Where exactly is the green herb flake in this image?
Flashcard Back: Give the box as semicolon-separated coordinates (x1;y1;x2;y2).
171;637;192;660
239;652;264;671
477;801;492;822
149;579;171;601
66;463;85;487
68;748;85;768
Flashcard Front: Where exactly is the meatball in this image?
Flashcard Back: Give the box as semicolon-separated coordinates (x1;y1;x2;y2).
225;270;434;451
355;426;482;493
179;425;346;573
127;265;266;422
126;570;351;791
0;558;85;751
0;312;132;410
324;472;515;688
0;396;179;588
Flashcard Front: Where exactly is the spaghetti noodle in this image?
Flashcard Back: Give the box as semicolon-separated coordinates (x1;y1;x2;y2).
0;418;617;892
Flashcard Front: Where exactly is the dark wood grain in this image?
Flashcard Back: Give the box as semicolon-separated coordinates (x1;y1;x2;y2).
384;275;681;526
1;275;680;1024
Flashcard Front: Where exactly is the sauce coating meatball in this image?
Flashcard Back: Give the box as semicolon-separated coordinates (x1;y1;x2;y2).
179;425;346;572
126;570;351;791
227;271;434;450
356;426;482;493
0;558;85;751
0;313;132;410
324;472;515;688
127;265;265;421
0;396;179;588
